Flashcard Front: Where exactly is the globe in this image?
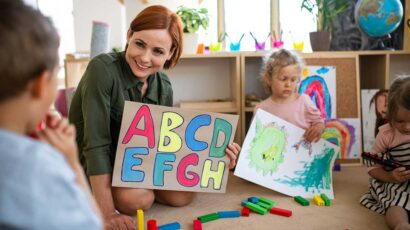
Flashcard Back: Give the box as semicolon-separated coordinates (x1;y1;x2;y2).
355;0;403;38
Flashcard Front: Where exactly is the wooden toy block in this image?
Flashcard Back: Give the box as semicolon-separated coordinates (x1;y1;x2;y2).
137;209;144;230
193;219;202;230
320;193;331;206
246;202;268;215
218;211;240;218
241;199;248;206
197;213;219;223
241;206;250;217
294;196;309;206
257;201;273;210
313;195;325;206
157;221;181;230
248;197;259;203
147;219;157;230
258;197;276;207
269;207;292;217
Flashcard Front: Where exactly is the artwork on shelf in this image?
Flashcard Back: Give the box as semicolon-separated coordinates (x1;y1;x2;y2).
234;109;338;199
112;101;239;193
322;118;361;159
360;89;388;152
298;66;336;120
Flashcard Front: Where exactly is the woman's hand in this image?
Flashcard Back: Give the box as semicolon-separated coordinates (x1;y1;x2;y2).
304;122;325;143
225;143;241;169
390;167;410;183
105;212;136;230
36;113;78;166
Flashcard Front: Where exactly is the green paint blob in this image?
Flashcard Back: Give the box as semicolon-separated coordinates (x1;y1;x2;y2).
275;145;335;193
248;119;286;176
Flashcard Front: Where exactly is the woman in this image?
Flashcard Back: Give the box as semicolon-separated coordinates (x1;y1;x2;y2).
69;5;240;229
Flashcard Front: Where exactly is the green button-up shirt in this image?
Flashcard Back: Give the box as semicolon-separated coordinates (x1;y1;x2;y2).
68;52;173;176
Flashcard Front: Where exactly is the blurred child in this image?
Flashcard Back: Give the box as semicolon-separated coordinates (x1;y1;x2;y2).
254;49;325;142
370;89;388;137
360;76;410;230
0;1;102;229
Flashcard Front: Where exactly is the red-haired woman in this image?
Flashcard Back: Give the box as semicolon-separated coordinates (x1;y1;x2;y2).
69;5;240;229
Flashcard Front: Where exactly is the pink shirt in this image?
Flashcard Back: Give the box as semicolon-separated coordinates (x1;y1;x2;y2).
368;123;410;171
254;94;324;130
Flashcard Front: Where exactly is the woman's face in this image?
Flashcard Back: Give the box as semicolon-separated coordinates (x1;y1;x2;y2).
125;29;174;81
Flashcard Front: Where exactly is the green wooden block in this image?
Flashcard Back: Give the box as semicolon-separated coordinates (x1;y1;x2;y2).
246;202;268;215
198;213;219;223
320;193;331;206
256;201;272;210
294;196;310;206
258;197;276;207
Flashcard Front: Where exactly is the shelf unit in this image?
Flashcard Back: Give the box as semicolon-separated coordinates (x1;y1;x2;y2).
64;50;410;149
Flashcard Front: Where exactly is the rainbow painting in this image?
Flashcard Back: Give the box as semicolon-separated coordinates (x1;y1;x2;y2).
298;66;336;119
322;118;361;159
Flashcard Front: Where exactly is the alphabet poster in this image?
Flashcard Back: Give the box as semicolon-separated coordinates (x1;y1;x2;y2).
298;66;336;119
234;109;338;198
112;101;238;193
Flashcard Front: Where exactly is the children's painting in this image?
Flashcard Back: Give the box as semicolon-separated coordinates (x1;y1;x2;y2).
361;89;388;152
112;101;238;193
298;66;336;120
234;109;338;198
322;118;361;159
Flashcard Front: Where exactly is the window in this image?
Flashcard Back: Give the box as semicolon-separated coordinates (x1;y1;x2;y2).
279;0;315;51
38;0;75;82
224;0;271;51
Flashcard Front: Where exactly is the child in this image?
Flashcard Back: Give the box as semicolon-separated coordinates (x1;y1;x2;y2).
360;76;410;230
370;89;388;137
254;49;325;142
0;1;102;229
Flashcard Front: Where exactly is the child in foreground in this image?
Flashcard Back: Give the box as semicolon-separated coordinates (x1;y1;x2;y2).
0;1;102;229
254;49;325;143
360;76;410;230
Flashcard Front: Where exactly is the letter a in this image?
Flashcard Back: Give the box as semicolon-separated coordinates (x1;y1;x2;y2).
122;105;155;148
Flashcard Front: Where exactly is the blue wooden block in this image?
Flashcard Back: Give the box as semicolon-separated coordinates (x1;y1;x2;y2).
158;221;181;230
248;197;259;203
241;199;248;206
218;211;240;218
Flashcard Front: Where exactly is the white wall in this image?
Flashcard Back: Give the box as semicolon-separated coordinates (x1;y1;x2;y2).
73;0;125;52
124;0;199;29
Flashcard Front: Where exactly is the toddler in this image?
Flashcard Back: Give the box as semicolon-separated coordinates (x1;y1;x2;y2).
254;49;325;142
360;76;410;230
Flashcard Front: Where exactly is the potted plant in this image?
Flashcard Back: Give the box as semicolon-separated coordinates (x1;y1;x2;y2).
301;0;348;51
176;5;209;54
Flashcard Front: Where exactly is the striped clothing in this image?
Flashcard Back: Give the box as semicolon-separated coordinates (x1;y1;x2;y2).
360;124;410;214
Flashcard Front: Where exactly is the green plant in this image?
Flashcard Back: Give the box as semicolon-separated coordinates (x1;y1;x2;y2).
301;0;349;32
176;5;209;33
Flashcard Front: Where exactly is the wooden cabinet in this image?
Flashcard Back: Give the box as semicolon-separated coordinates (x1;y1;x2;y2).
64;51;410;144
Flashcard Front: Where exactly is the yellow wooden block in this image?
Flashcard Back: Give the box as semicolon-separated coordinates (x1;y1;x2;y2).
137;209;144;230
313;195;325;206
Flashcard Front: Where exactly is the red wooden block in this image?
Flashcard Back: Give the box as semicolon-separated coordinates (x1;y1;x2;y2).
147;219;157;230
193;219;202;230
241;206;250;217
269;207;292;217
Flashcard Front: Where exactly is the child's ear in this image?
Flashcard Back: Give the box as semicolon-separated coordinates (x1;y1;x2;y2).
30;70;50;99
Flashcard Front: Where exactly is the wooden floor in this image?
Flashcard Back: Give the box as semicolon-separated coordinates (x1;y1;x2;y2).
143;166;387;230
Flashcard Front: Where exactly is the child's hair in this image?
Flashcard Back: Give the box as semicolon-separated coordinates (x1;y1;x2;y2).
0;0;59;103
387;75;410;125
260;49;305;94
370;89;388;137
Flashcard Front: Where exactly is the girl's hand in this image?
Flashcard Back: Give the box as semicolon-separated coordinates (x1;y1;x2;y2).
225;143;241;169
36;113;79;166
304;123;325;143
390;167;410;183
